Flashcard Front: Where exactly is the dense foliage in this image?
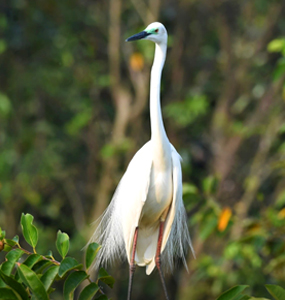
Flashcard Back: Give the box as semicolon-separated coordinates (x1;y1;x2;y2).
0;215;285;299
0;0;285;299
0;214;112;299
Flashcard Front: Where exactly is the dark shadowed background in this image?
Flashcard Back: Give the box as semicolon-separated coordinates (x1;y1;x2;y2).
0;0;285;299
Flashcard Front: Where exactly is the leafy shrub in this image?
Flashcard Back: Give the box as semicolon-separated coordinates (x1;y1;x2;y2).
0;213;284;299
0;213;113;300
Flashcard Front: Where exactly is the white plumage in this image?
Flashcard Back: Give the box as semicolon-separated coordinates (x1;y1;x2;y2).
91;142;193;273
89;22;194;299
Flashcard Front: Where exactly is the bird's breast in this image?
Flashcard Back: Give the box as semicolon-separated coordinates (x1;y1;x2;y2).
139;167;173;228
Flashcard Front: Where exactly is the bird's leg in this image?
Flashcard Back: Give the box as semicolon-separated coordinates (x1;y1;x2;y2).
155;221;170;300
127;227;138;300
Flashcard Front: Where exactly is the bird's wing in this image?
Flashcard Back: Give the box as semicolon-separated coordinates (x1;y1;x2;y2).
89;141;152;269
119;142;153;262
146;144;194;275
161;146;182;250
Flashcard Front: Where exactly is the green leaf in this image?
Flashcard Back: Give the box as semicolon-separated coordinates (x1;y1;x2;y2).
20;213;38;250
216;285;249;300
85;243;101;271
58;257;83;278
165;93;209;127
47;287;56;295
267;38;285;53
0;277;5;288
5;249;24;262
56;230;69;259
0;228;5;239
63;271;88;300
65;110;92;136
32;260;53;274
45;250;53;258
233;295;251;300
0;93;11;117
3;244;12;252
40;265;59;291
98;268;115;288
183;183;198;195
199;214;217;241
4;239;17;247
265;284;285;300
248;298;271;300
18;264;49;300
0;270;29;300
5;236;20;248
23;254;42;268
100;143;116;159
12;236;19;243
0;287;19;300
1;249;24;276
95;295;108;300
273;58;285;81
203;176;218;195
78;282;99;300
0;39;6;54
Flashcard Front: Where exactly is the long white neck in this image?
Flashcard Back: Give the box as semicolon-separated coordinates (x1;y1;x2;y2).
150;42;171;168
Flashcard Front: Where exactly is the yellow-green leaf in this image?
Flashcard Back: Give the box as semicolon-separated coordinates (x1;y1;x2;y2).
20;214;38;250
56;231;69;259
85;243;101;271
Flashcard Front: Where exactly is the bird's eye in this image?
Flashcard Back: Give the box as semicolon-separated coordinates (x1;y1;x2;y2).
155;29;159;33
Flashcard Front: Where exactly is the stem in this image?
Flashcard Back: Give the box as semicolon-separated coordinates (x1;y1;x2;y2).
6;241;61;266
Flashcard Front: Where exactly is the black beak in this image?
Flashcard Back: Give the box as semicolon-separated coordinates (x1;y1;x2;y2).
126;31;150;42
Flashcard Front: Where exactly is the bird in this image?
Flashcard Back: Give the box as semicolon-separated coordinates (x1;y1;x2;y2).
90;22;194;300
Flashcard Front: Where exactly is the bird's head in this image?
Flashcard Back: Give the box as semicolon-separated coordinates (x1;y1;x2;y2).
126;22;168;45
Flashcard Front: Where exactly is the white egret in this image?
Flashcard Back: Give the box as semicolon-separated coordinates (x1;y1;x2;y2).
90;22;194;300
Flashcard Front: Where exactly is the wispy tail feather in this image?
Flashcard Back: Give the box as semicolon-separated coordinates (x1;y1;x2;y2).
88;195;126;270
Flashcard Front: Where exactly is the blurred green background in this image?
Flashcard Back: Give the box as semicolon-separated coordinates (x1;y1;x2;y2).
1;0;285;299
